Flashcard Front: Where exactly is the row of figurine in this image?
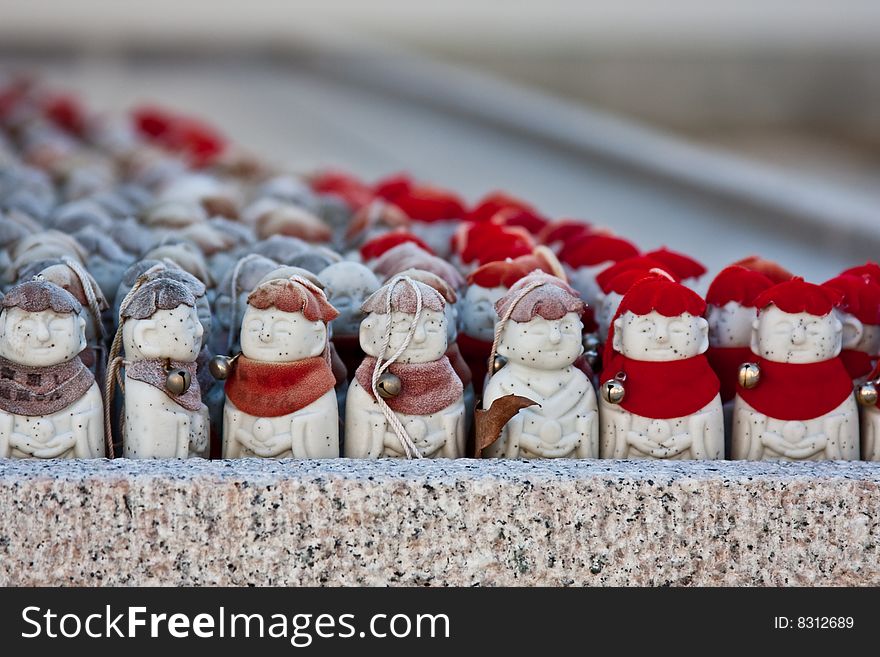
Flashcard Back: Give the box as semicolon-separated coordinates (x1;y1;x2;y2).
3;75;880;462
2;255;880;462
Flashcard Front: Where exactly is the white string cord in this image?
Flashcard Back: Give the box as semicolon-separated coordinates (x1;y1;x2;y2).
371;275;423;459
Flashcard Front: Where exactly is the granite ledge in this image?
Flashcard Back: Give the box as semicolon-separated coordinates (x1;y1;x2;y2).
1;458;878;586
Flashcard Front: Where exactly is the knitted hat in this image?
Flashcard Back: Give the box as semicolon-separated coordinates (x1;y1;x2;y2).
753;278;842;316
310;169;374;210
495;272;584;323
644;247;707;281
360;230;434;261
537;219;594;247
559;234;639;269
705;265;775;308
247;277;339;322
375;175;466;223
361;278;446;315
822;274;880;325
2;279;81;315
467;191;534;224
596;256;674;294
732;255;794;285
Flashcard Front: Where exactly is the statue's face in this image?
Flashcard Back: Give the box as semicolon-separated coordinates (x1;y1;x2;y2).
128;304;204;363
614;310;708;362
498;312;583;370
240;306;326;363
706;302;756;348
752;306;842;364
0;307;86;367
320;264;379;338
836;309;879;355
360;308;448;364
461;284;504;342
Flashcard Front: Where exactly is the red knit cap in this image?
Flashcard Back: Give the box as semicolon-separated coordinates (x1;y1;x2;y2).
375;175;466;223
840;262;880;284
537;219;594;246
705;265;775;308
602;268;656;296
559;234;639;269
645;247;707;280
359;230;434;260
468;191;534;224
596;256;675;293
468;259;531;289
311;170;374;210
732;255;794;284
458;222;534;265
490;206;549;234
822;274;880;325
753;277;842;316
616;275;706;319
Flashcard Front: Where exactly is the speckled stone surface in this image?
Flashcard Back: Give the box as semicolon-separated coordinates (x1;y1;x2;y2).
1;458;879;586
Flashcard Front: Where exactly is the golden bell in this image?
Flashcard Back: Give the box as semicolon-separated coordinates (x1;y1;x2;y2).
738;362;761;390
165;368;192;396
857;382;878;407
584;349;600;371
492;354;508;374
601;378;626;404
209;355;233;380
376;372;402;399
582;333;601;352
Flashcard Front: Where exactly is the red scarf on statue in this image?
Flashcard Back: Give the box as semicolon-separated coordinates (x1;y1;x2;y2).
706;346;753;402
839;349;874;380
354;356;463;415
457;333;492;390
736;356;853;421
602;353;720;419
225;355;335;417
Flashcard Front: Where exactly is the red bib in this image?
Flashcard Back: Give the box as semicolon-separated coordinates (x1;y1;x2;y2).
602;353;720;419
225;355;335;417
706;346;753;403
839;349;873;380
736;356;853;421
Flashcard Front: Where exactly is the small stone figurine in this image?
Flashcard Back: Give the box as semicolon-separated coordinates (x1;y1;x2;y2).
732;278;859;461
478;272;598;458
220;276;340;459
318;261;381;378
822;274;880;382
599;274;723;459
344;276;465;458
0;280;104;458
110;277;210;458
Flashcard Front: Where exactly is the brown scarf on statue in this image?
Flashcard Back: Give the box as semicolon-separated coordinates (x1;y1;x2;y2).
355;355;463;415
126;359;203;412
0;354;94;416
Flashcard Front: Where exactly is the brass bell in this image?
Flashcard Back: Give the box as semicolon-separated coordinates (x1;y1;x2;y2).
492;354;508;374
857;381;878;407
738;362;761;390
584;349;600;371
601;378;626;404
165;368;192;396
376;372;402;399
582;333;601;353
209;354;233;380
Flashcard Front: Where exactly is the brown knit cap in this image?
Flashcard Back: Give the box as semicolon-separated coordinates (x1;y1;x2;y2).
2;279;81;315
495;272;585;323
392;268;457;304
121;278;196;320
361;277;446;315
247;278;339;323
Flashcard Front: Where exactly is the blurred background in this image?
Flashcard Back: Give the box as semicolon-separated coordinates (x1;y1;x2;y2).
1;0;879;277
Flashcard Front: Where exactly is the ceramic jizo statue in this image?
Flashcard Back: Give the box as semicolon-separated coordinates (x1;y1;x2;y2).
732;278;860;461
479;272;598;459
113;277;210;459
599;274;723;459
0;280;104;459
221;276;340;459
344;276;465;459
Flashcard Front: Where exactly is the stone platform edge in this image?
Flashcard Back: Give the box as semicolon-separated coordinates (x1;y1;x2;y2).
1;458;878;586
